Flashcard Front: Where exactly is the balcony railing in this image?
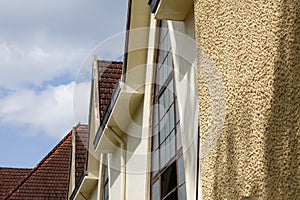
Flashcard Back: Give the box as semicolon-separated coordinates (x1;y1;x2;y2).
148;0;160;13
93;82;121;149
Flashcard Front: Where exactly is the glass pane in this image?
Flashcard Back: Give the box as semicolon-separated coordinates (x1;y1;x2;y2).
160;141;166;168
104;185;108;200
161;64;165;84
159;21;168;44
160;116;166;143
160;29;168;43
169;79;174;97
158;50;163;64
104;166;108;180
155;64;160;89
165;190;177;200
161;20;168;29
158;51;167;65
178;155;185;184
170;131;176;159
169;104;175;131
163;50;168;63
165;33;170;52
176;123;182;150
175;99;180;123
153;104;158;126
152;180;160;200
165;88;170;110
159;93;164;111
153;126;159;150
168;88;174;109
158;65;162;88
159;95;166;117
163;89;169;112
161;37;167;53
152;149;159;176
166;54;172;77
178;184;187;200
162;163;177;197
159;101;165;120
167;51;173;68
165;112;170;136
165;137;170;164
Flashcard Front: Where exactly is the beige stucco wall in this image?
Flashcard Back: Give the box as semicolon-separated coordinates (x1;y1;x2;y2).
194;0;300;199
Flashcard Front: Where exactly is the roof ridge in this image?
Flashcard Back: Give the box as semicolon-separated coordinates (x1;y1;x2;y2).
97;59;123;63
0;167;32;170
97;59;123;64
74;123;88;131
4;131;73;199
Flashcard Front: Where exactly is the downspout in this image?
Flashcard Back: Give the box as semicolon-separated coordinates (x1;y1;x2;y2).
97;154;104;199
108;126;126;200
196;126;200;199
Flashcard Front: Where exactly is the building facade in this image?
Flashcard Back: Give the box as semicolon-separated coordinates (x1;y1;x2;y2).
70;0;299;200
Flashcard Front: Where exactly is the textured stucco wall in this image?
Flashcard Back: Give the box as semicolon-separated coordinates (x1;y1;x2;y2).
194;0;300;199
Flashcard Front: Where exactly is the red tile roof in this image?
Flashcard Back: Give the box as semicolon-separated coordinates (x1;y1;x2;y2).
0;168;31;199
74;125;88;185
2;124;88;200
98;60;123;121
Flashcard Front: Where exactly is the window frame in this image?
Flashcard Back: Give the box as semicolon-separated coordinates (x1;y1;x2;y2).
150;20;186;200
102;155;109;200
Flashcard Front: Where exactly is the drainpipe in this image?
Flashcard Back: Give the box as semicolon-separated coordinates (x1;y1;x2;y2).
108;126;126;200
196;126;200;200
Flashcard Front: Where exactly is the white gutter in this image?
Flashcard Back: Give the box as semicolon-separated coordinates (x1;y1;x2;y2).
108;126;126;200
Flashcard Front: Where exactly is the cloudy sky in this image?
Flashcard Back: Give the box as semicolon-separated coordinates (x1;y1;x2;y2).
0;0;128;167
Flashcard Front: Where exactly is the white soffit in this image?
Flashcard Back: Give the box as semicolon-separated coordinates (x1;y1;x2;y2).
94;82;144;153
155;0;193;21
73;174;98;200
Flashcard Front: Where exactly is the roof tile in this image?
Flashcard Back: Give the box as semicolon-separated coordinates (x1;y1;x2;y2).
98;60;123;121
0;168;31;199
3;125;88;199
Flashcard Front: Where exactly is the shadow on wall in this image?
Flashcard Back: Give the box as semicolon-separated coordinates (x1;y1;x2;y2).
264;0;300;199
209;1;300;199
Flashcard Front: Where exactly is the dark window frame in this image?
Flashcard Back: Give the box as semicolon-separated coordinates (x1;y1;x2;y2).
102;156;109;200
150;20;186;200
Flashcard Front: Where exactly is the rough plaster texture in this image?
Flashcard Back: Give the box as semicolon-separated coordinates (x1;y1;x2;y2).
194;0;300;199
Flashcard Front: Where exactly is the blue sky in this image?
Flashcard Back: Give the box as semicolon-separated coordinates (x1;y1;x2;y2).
0;0;127;168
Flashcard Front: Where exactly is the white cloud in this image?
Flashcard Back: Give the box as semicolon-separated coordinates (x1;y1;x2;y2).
0;40;86;89
29;47;50;60
0;81;91;138
0;0;127;90
0;0;127;167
